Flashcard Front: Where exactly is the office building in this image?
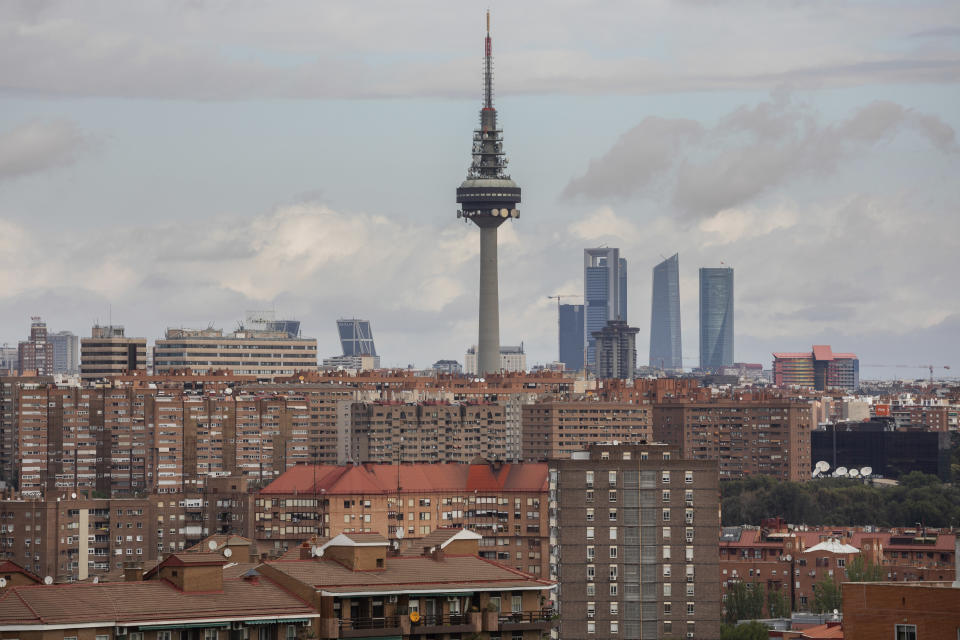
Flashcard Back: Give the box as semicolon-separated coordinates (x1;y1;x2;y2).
592;320;639;380
773;345;859;390
154;325;317;379
431;359;463;375
699;267;734;371
80;324;147;379
558;303;585;371
337;317;377;356
16;317;54;376
812;421;950;480
464;344;526;375
48;330;79;374
653;397;813;481
584;248;627;371
649;253;682;371
455;13;522;376
551;444;721;640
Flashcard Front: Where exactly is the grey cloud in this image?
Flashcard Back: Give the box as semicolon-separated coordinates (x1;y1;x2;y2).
565;97;958;218
910;26;960;38
0;118;88;181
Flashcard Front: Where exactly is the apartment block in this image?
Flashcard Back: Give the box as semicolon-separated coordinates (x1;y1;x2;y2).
256;461;551;576
551;444;721;640
80;324;148;379
16;318;54;376
349;401;507;463
521;400;653;460
653;398;812;481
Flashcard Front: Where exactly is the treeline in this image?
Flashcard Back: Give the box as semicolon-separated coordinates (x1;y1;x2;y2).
720;471;960;527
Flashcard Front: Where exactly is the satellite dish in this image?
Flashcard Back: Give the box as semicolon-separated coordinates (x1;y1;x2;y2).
811;470;820;479
784;554;792;562
0;578;7;588
836;466;848;477
93;576;99;584
43;576;53;585
223;548;233;558
70;492;77;499
208;540;218;551
815;461;830;473
396;527;404;540
511;209;519;218
225;388;233;395
861;467;872;476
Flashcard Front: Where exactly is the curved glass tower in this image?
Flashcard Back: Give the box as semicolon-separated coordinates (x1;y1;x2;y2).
699;267;734;371
650;253;682;371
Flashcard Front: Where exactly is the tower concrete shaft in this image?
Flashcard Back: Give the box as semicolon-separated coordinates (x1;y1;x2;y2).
455;11;521;376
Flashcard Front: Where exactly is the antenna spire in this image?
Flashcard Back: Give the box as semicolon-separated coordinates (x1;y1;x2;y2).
484;10;493;109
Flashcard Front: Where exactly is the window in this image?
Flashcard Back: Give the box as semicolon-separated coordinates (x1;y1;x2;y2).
686;583;695;597
687;602;695;615
684;471;693;483
587;621;596;634
587;564;596;580
686;527;694;543
663;621;672;634
610;621;619;634
664;602;672;614
663;583;672;597
662;471;671;484
609;546;618;559
609;527;617;540
663;526;671;539
894;625;916;640
662;509;671;522
586;508;594;522
609;508;617;521
663;564;672;577
685;546;694;561
608;471;617;486
608;490;617;503
587;601;596;617
685;490;694;505
837;558;845;567
97;635;111;640
585;490;594;502
609;565;618;580
610;602;618;615
686;565;695;581
512;595;522;613
685;509;694;524
609;583;618;596
586;527;595;540
286;626;297;640
586;471;594;488
587;545;595;560
662;490;671;502
586;583;596;596
155;633;170;640
663;546;671;560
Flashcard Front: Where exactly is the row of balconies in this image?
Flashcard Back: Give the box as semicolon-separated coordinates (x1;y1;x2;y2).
319;610;554;639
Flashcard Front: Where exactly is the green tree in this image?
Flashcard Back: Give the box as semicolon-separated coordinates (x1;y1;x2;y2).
766;587;790;618
724;581;765;624
720;620;770;640
845;554;884;582
812;577;842;614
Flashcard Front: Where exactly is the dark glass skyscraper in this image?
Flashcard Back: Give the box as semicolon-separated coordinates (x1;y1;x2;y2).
337;318;378;357
584;248;627;371
699;267;734;371
558;303;584;371
649;253;682;371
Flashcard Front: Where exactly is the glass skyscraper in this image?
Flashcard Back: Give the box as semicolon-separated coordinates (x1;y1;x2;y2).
649;253;682;371
699;267;734;371
584;248;627;371
558;303;584;371
337;318;378;356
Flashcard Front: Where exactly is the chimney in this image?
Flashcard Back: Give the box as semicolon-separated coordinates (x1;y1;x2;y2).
300;542;314;560
124;561;143;582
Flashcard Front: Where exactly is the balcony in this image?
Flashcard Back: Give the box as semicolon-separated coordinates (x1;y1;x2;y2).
494;609;555;632
412;612;482;635
338;616;403;638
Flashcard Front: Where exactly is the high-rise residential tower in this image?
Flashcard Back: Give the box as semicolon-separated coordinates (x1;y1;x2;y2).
17;317;54;375
584;248;627;371
558;303;585;371
455;12;521;376
699;267;734;371
649;253;682;371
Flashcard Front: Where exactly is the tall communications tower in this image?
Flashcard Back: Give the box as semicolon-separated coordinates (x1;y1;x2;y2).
456;11;521;376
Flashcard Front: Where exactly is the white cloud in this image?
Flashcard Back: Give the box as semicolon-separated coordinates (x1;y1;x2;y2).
0;118;88;181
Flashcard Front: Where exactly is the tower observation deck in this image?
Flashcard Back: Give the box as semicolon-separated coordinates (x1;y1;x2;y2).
456;11;521;376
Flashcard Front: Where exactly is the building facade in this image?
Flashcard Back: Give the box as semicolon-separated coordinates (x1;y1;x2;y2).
592;320;639;380
521;400;653;460
464;345;526;375
154;327;318;379
773;345;859;390
551;444;721;640
699;267;734;371
650;253;683;372
48;331;79;374
80;325;147;379
584;248;628;373
559;303;585;372
16;318;54;376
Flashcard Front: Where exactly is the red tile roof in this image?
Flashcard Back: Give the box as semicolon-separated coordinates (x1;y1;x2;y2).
0;560;41;584
0;577;316;627
261;462;549;495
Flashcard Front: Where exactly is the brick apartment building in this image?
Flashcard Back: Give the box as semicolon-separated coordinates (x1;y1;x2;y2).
551;444;721;640
842;579;960;640
349;401;508;463
653;396;813;481
522;400;654;460
256;461;551;576
16;318;54;377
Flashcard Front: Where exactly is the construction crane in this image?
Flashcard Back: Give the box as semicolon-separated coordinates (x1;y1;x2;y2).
861;364;951;383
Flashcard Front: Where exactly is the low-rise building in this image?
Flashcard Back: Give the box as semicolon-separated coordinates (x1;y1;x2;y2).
842;580;960;640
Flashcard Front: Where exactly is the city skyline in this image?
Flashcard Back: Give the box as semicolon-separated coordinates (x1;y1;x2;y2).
0;2;958;373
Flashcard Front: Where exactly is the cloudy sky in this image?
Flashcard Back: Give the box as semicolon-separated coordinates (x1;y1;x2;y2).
1;0;959;376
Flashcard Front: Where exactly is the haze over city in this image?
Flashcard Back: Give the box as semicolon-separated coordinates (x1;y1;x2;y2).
1;1;958;372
